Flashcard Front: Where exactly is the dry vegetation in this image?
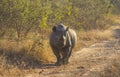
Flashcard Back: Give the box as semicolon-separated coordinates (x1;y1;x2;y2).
0;30;111;68
76;29;113;51
0;15;120;76
0;27;113;65
0;22;119;77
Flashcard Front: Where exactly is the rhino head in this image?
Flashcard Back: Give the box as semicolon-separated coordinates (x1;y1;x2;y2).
52;24;69;48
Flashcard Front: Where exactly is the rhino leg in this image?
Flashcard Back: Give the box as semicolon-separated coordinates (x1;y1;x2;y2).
51;48;61;66
62;47;72;64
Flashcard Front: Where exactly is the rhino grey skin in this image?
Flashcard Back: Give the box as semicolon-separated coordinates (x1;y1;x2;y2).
49;24;77;65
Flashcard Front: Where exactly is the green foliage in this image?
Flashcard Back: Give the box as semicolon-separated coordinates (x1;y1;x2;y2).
110;0;120;14
39;0;52;28
0;0;116;39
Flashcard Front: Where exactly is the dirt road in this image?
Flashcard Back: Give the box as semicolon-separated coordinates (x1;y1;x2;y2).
23;25;120;77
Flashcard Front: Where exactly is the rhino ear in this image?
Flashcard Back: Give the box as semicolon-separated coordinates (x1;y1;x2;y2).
66;27;69;31
52;26;56;32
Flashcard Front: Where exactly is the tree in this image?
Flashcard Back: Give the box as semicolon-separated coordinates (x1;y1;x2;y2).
0;0;114;40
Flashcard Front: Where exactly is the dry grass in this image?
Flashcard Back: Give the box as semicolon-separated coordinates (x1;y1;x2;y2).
0;28;113;67
0;14;119;77
75;29;113;51
0;24;115;77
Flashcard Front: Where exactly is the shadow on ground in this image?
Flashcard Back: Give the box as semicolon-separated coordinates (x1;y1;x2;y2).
0;48;56;69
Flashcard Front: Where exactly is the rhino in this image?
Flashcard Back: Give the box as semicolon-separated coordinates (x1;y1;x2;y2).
49;24;77;65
